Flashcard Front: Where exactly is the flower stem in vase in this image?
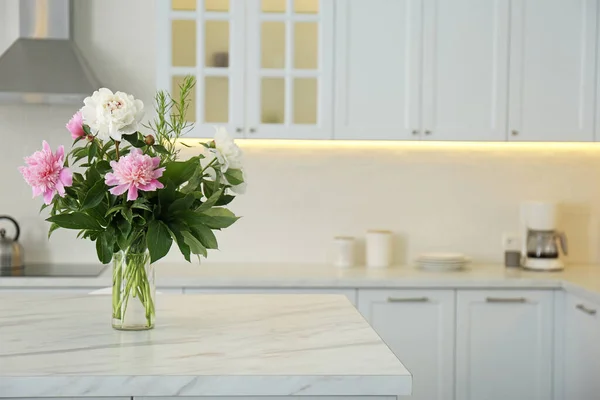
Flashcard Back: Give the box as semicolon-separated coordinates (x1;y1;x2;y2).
112;247;155;330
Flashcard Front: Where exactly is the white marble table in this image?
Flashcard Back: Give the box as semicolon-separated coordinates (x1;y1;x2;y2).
0;294;411;398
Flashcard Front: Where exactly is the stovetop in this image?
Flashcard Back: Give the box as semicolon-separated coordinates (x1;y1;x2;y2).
0;264;107;277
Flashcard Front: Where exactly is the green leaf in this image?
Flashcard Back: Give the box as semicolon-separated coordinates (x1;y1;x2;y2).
117;217;132;238
106;205;127;217
122;132;146;148
215;194;235;206
47;223;60;239
167;222;191;262
224;169;244;186
181;231;207;257
122;207;133;224
47;212;102;230
162;157;199;187
169;193;195;214
153;144;169;154
95;232;113;264
82;124;92;136
197;208;239;229
73;172;85;184
81;180;106;210
189;224;218;249
88;141;98;163
146;220;173;263
87;164;101;184
132;198;153;212
40;203;50;213
72;146;88;163
96;160;112;174
196;188;223;212
180;142;192;148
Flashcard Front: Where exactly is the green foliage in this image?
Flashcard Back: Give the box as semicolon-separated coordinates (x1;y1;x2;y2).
42;75;243;265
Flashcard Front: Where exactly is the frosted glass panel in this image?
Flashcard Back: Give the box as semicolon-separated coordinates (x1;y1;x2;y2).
293;78;317;124
172;20;196;67
172;76;197;122
262;0;286;13
205;0;229;11
294;22;318;69
294;0;318;13
205;21;229;67
262;78;285;124
261;22;286;68
172;0;196;10
205;77;229;123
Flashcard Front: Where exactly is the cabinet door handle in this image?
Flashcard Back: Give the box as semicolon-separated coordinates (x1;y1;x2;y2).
576;304;597;315
235;127;243;133
424;130;432;135
412;129;419;135
486;297;527;303
249;127;257;134
387;297;429;303
511;130;519;136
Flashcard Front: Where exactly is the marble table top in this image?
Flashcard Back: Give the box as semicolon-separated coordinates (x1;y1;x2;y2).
0;294;411;397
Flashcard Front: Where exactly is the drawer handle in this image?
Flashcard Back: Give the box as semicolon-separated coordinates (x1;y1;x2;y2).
387;297;429;303
576;304;597;315
486;297;527;303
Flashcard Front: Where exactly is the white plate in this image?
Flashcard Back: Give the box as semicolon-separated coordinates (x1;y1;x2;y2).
417;252;468;262
417;262;468;271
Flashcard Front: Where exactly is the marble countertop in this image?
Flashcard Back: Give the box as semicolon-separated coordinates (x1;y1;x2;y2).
3;262;600;301
0;294;411;397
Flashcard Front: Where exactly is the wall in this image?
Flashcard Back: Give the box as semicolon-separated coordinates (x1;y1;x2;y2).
0;0;599;266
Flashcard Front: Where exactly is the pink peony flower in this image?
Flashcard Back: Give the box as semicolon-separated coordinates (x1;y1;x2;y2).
105;148;165;201
66;111;85;140
19;141;73;205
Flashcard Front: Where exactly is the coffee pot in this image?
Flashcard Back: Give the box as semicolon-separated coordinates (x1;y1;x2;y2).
520;202;567;271
0;216;24;269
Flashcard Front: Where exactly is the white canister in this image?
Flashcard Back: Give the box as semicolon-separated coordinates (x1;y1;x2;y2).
366;230;392;268
332;236;356;268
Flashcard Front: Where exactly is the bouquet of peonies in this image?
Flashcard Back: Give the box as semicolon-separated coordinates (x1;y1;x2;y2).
19;76;245;329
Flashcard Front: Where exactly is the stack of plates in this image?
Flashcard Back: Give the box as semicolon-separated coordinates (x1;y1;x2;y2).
416;253;470;271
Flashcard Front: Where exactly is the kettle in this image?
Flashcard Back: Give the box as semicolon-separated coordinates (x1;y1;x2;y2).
0;216;23;269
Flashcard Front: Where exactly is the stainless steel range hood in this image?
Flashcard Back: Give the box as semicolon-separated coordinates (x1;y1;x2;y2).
0;0;100;105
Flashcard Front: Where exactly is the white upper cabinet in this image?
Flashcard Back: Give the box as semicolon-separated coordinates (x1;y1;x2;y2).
563;294;600;400
156;0;246;138
508;0;597;142
358;290;455;400
246;0;334;139
334;0;421;140
456;290;554;400
156;0;333;139
156;0;600;141
421;0;509;141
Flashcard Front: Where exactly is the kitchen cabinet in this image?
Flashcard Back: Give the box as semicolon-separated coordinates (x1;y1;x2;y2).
456;290;554;400
357;289;455;400
334;0;509;141
183;287;357;306
333;0;421;140
156;0;334;139
421;0;509;141
563;293;600;400
507;0;597;142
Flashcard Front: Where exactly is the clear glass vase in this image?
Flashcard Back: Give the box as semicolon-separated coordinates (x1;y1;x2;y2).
112;248;155;330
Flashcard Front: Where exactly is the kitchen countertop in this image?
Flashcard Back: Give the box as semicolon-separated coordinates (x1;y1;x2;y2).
0;294;411;397
2;262;600;302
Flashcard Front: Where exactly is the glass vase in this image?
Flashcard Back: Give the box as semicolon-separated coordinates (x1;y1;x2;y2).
112;248;155;330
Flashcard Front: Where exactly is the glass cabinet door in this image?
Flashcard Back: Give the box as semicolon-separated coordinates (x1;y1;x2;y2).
157;0;245;138
246;0;334;139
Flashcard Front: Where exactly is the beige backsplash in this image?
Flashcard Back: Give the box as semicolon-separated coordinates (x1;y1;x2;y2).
1;104;600;265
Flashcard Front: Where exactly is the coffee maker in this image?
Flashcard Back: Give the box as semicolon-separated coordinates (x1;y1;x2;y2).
520;202;568;271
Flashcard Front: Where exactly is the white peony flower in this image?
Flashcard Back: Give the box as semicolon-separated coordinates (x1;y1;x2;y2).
81;88;144;142
210;127;243;172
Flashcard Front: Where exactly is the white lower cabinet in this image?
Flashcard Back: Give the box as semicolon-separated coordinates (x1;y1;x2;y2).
357;289;455;400
183;288;357;306
456;290;554;400
563;293;600;400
